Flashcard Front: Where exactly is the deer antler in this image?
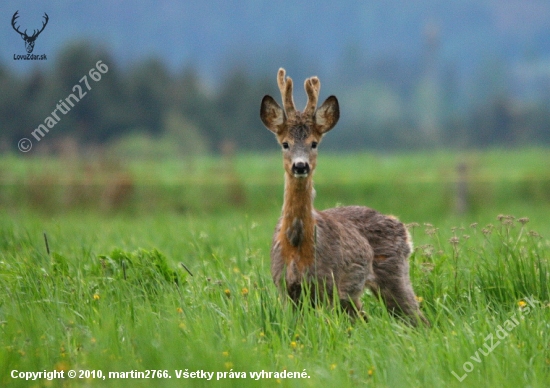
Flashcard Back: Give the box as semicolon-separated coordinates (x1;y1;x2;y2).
277;68;296;118
11;11;25;37
30;13;49;39
303;76;321;116
11;11;49;39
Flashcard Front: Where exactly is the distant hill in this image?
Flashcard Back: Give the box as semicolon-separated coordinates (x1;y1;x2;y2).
1;0;549;83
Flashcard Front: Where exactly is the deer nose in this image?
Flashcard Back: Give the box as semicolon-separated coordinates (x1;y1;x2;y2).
292;161;310;177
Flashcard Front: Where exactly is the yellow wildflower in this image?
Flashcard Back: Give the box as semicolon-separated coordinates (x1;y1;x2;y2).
54;361;69;373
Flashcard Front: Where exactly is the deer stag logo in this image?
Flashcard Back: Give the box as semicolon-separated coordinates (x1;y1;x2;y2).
11;10;49;54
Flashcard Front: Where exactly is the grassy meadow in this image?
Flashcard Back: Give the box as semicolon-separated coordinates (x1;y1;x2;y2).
1;148;549;387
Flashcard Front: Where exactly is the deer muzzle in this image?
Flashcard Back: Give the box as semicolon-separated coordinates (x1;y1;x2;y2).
292;160;310;178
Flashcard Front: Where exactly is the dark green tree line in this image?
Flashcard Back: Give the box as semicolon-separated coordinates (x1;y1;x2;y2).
1;42;549;154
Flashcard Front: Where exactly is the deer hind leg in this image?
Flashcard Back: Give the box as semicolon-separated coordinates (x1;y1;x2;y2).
369;257;429;326
339;297;368;321
338;268;370;320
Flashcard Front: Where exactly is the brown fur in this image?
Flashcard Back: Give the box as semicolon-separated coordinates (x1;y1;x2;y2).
278;174;316;271
260;68;428;326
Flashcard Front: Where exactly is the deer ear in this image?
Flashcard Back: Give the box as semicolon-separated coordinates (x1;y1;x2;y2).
314;96;339;134
260;95;285;134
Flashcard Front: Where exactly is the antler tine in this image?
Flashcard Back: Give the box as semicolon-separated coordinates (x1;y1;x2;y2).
32;13;49;38
11;11;24;36
304;76;321;116
277;68;296;117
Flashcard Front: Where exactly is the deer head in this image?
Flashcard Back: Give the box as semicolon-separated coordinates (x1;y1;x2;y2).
260;68;339;179
12;11;49;54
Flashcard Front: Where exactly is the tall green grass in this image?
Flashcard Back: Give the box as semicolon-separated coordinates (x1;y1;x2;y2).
0;210;548;387
0;149;549;386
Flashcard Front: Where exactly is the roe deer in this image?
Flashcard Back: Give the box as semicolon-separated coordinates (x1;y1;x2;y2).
260;68;428;326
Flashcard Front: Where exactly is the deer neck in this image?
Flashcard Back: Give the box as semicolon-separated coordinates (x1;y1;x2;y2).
279;173;316;269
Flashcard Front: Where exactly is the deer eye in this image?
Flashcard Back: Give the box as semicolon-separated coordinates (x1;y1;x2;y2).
311;142;318;149
282;142;289;150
